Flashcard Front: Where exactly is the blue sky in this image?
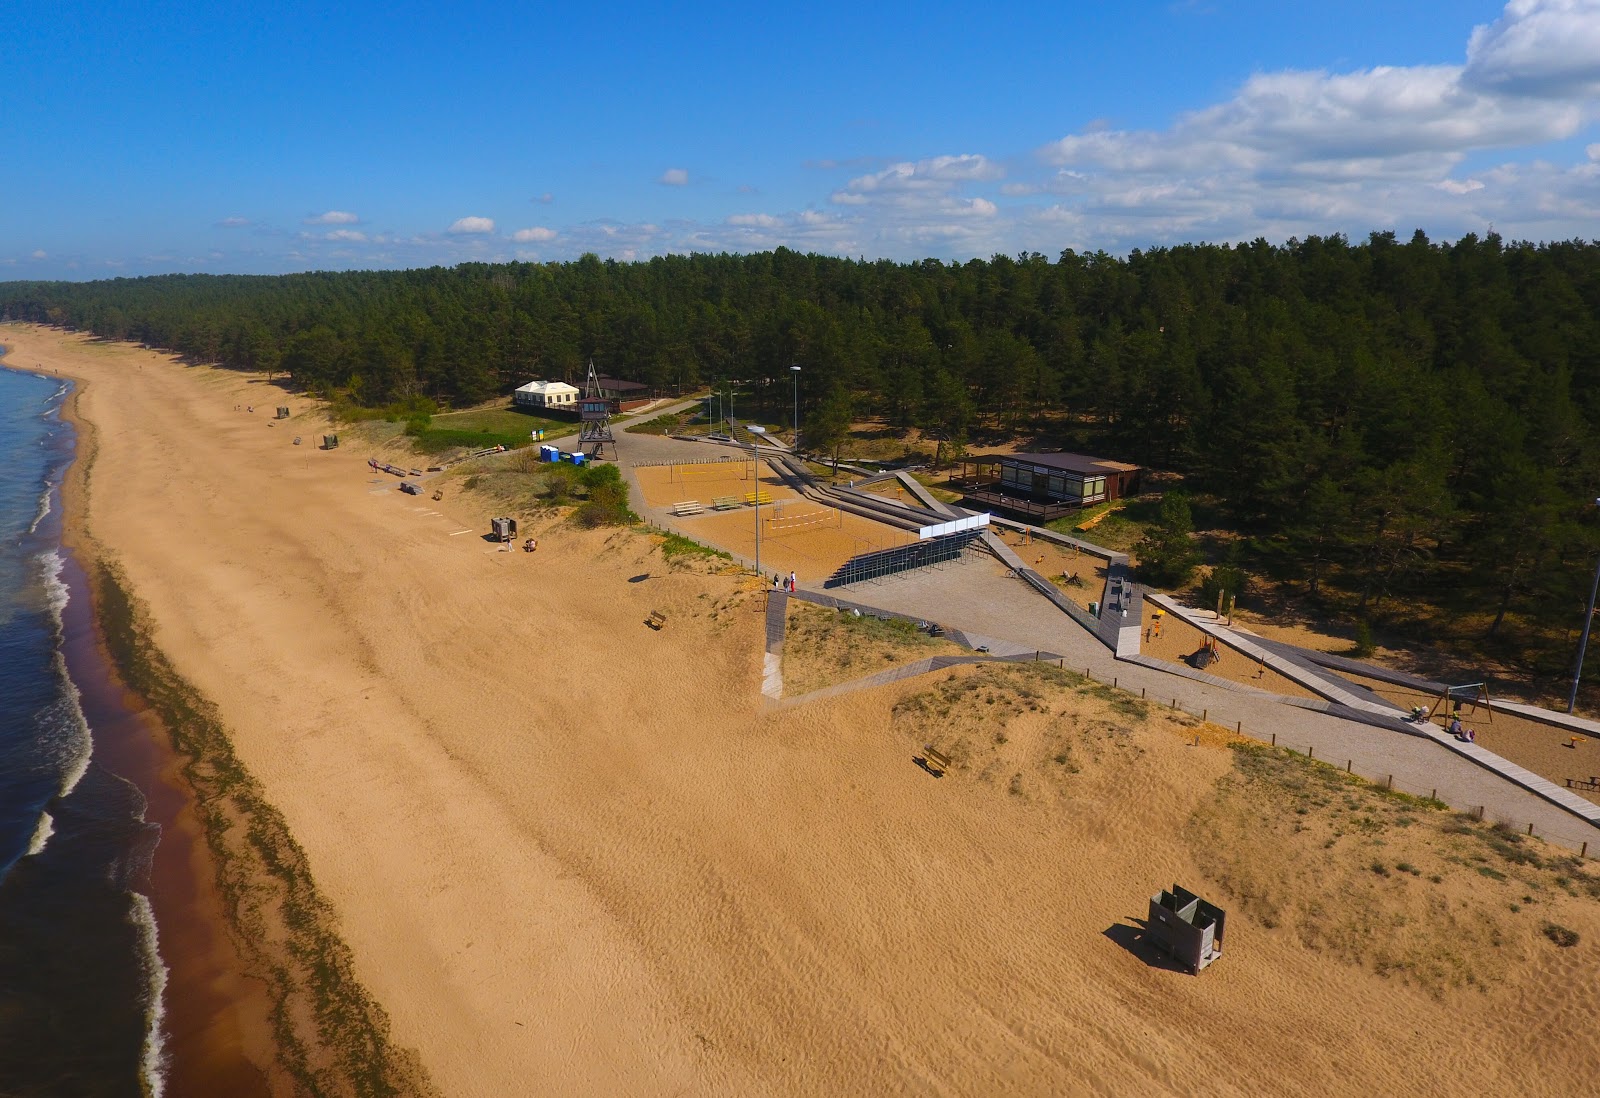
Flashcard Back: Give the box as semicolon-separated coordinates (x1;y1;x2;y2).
4;0;1597;278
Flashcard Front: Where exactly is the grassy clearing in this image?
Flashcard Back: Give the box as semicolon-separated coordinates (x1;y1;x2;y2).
625;410;692;435
782;603;960;696
427;404;568;438
656;533;734;573
1188;742;1600;993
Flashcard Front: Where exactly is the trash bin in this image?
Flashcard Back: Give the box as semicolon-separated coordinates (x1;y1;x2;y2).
1089;600;1100;616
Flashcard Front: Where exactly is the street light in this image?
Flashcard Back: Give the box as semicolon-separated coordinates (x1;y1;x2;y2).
748;425;767;583
1567;496;1600;714
789;364;802;456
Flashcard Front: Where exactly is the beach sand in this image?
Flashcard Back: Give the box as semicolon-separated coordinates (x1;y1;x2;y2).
13;323;1600;1096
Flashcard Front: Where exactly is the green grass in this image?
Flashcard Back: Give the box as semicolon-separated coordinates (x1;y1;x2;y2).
626;411;691;435
429;404;569;438
659;533;731;560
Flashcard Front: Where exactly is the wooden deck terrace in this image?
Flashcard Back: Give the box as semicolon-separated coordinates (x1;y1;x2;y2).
959;487;1080;523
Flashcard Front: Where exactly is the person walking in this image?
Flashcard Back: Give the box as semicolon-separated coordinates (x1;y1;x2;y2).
788;570;797;592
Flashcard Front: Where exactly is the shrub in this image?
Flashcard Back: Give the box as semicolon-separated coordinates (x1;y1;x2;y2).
1542;923;1580;948
1351;620;1375;658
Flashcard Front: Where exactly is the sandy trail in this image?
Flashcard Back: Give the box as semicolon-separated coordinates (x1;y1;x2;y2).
14;325;1600;1097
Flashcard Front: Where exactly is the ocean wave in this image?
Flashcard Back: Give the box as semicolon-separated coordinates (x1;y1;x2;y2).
42;660;93;798
38;548;68;617
130;892;170;1098
26;479;54;535
25;810;54;857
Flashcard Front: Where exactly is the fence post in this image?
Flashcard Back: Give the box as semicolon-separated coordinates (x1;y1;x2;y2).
1347;760;1352;772
1308;745;1314;759
1271;733;1277;746
1386;775;1393;790
1236;721;1241;733
1202;709;1207;721
1527;822;1534;836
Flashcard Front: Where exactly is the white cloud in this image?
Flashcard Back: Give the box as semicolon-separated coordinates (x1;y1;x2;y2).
658;168;689;186
325;229;368;242
836;154;1003;199
304;210;359;225
216;216;250;228
727;213;782;228
533;192;554;204
448;216;496;234
511;226;557;242
1464;0;1600;98
1435;178;1486;194
30;249;46;259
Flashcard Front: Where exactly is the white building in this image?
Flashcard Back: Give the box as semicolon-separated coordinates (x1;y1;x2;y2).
512;380;580;410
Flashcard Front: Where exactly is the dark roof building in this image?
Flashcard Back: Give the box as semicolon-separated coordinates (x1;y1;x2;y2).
955;452;1143;522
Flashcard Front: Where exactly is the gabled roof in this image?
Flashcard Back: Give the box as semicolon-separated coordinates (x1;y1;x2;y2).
515;380;580;395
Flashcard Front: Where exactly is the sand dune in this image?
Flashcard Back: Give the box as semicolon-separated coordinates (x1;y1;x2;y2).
12;324;1599;1097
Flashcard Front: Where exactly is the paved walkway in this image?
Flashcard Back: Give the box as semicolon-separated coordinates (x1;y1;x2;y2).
609;421;1600;854
811;564;1600;854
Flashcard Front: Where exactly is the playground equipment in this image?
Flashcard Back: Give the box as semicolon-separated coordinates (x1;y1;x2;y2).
1428;682;1495;723
1147;885;1226;974
1190;636;1221;670
275;405;290;419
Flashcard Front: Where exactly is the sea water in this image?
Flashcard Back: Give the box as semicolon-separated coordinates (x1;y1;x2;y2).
0;359;167;1096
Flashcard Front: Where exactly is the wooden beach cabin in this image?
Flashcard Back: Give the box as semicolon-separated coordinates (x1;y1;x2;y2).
953;452;1142;522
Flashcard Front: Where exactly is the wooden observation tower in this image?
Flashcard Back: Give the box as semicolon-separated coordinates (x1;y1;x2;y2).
578;360;616;458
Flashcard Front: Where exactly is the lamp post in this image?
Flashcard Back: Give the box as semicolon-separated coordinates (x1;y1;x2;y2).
1567;496;1600;714
748;425;767;582
790;364;801;456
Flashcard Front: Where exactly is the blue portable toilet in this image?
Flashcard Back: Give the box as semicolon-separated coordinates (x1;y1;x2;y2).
571;452;586;467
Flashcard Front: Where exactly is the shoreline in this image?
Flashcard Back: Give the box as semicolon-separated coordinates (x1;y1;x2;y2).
53;375;278;1096
5;330;429;1096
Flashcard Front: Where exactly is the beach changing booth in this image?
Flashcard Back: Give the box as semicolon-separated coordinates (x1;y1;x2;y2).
491;516;518;542
1147;884;1226;974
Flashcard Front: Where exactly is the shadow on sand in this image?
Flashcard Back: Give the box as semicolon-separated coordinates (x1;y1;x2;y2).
1102;919;1192;974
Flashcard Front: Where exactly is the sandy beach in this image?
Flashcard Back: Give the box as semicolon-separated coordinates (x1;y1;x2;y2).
13;324;1600;1096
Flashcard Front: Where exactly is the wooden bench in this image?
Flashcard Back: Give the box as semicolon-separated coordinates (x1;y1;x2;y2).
918;745;952;777
712;496;741;511
672;500;705;516
645;610;667;630
744;491;773;505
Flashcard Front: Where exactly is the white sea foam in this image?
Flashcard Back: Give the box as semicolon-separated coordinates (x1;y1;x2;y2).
26;480;53;535
25;811;54;857
39;548;68;617
130;892;169;1098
